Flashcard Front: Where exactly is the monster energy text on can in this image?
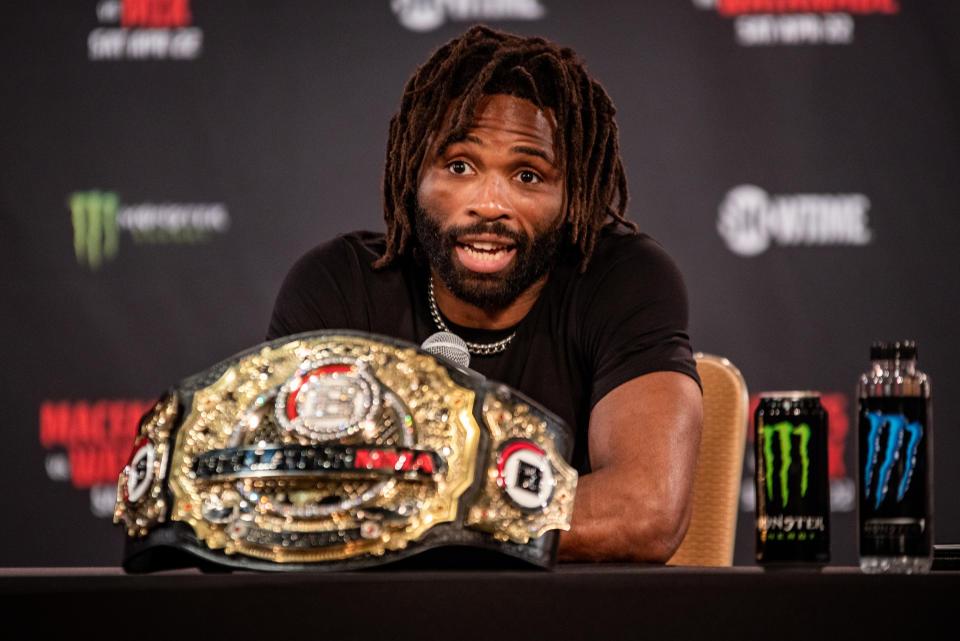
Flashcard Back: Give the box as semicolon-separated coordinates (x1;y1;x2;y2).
754;392;830;567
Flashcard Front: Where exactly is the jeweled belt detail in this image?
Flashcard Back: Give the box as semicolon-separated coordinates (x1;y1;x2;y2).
192;445;445;479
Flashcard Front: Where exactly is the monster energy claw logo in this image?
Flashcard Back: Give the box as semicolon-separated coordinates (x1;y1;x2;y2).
68;190;231;269
70;190;119;270
762;421;810;507
863;412;922;509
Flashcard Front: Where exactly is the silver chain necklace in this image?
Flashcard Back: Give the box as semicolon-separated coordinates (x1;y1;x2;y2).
427;276;516;356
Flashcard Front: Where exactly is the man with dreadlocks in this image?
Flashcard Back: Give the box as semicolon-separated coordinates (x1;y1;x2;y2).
267;25;702;562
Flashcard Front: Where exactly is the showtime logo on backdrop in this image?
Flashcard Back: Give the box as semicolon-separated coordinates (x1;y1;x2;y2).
68;190;230;270
692;0;900;46
391;0;546;32
716;184;872;256
40;399;154;517
741;392;856;513
89;0;203;60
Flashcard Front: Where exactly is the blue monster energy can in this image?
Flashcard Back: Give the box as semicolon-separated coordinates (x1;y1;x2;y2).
754;392;830;567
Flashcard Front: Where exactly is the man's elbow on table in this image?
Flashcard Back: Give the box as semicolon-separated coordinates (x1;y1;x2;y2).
560;466;695;562
617;489;693;562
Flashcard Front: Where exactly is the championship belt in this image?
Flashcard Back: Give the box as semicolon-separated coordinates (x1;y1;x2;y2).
114;331;577;572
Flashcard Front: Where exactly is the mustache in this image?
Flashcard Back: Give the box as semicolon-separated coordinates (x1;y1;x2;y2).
438;221;527;246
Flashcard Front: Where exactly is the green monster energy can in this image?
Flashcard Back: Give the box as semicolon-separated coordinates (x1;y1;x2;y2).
754;392;830;567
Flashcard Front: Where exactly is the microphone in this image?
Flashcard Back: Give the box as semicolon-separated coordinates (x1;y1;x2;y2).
421;331;470;369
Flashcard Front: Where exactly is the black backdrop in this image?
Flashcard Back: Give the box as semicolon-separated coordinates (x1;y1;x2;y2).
2;0;958;567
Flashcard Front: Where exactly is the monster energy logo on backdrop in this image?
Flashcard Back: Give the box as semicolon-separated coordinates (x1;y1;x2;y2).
762;421;811;507
68;190;231;270
863;412;923;509
69;190;119;270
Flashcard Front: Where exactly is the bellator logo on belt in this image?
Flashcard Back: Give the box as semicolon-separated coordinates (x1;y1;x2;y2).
123;437;156;503
274;361;381;442
497;441;556;510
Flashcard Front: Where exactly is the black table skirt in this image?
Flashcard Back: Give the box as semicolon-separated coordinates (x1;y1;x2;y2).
2;564;958;639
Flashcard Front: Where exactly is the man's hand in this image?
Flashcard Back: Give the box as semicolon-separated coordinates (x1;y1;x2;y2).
557;371;703;562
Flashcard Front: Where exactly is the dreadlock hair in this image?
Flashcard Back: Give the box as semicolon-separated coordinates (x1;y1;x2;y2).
376;25;636;272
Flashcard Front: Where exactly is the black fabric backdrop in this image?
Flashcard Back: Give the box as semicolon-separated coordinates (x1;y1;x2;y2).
2;0;958;567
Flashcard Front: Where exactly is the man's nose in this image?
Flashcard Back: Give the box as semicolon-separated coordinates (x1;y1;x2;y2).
467;174;513;220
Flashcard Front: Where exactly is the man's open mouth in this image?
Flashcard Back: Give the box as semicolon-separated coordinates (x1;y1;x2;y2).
454;237;517;273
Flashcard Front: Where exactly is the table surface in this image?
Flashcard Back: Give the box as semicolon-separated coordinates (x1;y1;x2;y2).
2;564;958;639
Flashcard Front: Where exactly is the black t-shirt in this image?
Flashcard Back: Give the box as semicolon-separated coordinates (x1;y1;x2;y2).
266;226;699;473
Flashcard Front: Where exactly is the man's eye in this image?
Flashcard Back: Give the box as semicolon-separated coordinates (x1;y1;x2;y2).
448;160;472;175
517;170;541;184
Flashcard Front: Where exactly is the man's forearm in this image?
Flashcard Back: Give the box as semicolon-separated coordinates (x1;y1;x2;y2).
556;465;692;562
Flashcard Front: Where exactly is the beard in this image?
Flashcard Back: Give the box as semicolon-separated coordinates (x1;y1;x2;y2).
414;204;564;311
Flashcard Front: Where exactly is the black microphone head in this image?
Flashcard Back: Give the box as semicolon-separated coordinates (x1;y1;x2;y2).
421;331;470;369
